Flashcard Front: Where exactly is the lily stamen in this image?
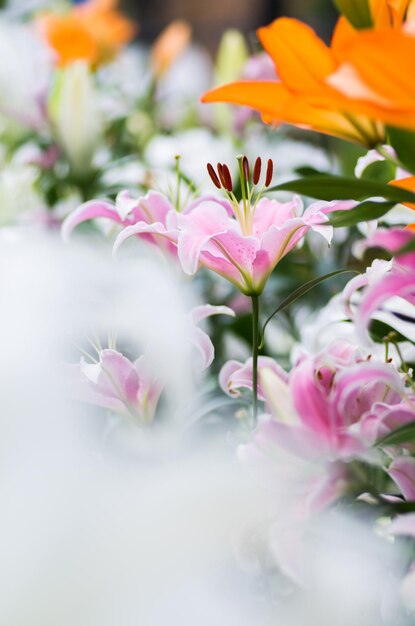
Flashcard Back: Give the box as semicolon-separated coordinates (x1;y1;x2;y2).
206;155;276;237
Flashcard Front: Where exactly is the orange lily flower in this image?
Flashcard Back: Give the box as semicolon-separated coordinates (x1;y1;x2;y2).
37;0;136;68
201;18;385;146
323;28;415;131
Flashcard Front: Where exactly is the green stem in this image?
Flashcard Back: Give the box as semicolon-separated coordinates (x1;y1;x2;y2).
175;155;181;211
251;295;260;424
393;340;415;390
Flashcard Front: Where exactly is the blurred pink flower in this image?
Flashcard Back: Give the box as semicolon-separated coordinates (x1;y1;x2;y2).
71;304;234;422
360;402;415;449
187;303;235;369
388;456;415;501
74;349;163;424
345;229;415;339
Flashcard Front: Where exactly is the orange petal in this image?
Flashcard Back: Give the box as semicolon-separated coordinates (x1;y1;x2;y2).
387;0;410;23
369;0;394;27
331;16;357;57
390;176;415;209
201;81;373;143
336;30;415;105
257;18;337;93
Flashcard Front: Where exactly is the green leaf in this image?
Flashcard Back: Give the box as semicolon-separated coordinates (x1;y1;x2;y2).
369;319;412;345
295;166;329;177
396;236;415;257
361;160;395;184
259;269;358;349
329;201;395;228
267;175;415;203
376;421;415;447
388;126;415;174
333;0;373;28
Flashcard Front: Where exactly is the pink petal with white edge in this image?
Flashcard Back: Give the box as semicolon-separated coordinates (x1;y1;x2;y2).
189;304;235;370
342;272;369;318
112;221;178;256
62;199;122;241
341;259;391;319
190;304;235;325
137;190;175;224
252;196;302;236
190;325;216;370
304;200;357;244
360;402;415;444
359;228;415;270
177;202;230;274
357;272;415;340
115;190;139;220
186;194;234;216
388;457;415;501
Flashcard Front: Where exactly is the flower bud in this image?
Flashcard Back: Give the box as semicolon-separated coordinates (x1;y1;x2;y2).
48;60;102;176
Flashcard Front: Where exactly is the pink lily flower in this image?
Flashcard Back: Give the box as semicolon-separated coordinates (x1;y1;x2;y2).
345;229;415;340
62;190;179;257
62;156;353;296
222;341;405;460
228;343;414;584
176;194;346;295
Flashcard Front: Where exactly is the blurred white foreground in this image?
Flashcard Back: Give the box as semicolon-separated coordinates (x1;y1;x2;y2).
0;232;411;625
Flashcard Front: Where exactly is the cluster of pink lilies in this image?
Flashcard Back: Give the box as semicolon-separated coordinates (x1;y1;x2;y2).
63;156;415;593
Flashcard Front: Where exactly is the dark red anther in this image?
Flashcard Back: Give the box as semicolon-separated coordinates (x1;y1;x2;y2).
220;163;233;192
253;157;262;185
242;156;250;182
217;163;227;188
265;159;274;187
207;163;221;189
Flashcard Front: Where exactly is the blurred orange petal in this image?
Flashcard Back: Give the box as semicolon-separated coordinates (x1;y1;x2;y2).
151;20;192;78
37;0;136;67
38;14;99;66
331;16;357;55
